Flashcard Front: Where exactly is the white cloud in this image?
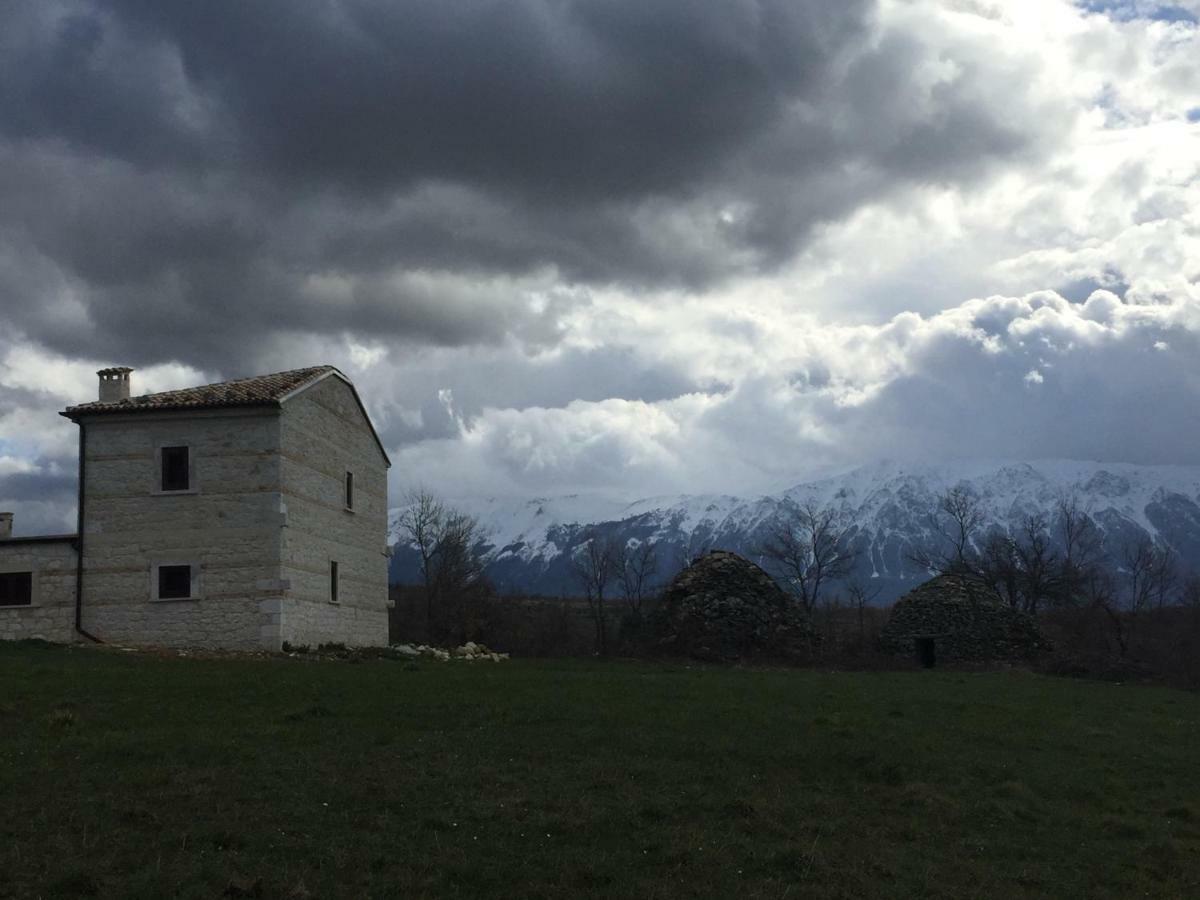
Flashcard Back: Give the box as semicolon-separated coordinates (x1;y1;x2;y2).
387;289;1200;500
0;455;35;477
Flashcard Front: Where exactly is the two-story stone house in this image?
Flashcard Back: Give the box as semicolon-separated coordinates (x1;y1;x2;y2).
0;365;390;649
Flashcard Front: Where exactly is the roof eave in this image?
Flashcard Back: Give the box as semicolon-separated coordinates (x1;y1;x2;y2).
0;534;79;546
60;400;282;421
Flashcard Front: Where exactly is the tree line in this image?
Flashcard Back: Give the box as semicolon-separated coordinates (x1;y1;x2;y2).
394;485;1199;659
393;489;665;651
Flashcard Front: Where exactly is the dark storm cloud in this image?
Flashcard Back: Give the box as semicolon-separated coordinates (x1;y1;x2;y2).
83;0;866;197
0;473;77;536
0;384;66;421
0;469;76;505
0;0;1060;373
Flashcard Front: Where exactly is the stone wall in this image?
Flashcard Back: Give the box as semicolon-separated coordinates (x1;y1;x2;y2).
79;407;285;649
658;550;816;661
879;574;1046;662
0;539;77;643
278;375;390;648
281;596;387;648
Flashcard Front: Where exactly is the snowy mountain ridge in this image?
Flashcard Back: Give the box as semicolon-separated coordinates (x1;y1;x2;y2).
389;459;1200;602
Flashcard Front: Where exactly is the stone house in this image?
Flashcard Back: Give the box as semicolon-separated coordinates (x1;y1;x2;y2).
879;572;1045;666
0;366;391;650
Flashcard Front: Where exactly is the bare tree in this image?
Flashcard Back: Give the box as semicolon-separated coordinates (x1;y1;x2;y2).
978;531;1021;607
939;485;985;571
431;510;491;641
1150;545;1178;611
846;579;881;641
395;489;491;642
1183;574;1200;608
1055;490;1103;607
975;513;1059;614
616;539;659;618
1057;492;1098;567
759;499;857;614
571;533;618;654
912;485;985;575
1088;566;1130;658
1123;536;1160;614
1100;535;1175;662
396;489;446;631
1018;512;1061;614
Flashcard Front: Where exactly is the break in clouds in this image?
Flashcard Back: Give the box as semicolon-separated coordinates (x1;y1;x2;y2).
1;0;1198;532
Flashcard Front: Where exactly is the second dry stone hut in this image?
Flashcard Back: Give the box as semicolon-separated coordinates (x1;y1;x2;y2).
656;550;816;662
880;573;1046;666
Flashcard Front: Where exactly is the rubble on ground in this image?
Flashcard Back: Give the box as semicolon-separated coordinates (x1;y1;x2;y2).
390;641;510;662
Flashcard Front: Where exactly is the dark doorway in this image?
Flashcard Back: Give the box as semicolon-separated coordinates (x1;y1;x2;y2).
916;637;936;669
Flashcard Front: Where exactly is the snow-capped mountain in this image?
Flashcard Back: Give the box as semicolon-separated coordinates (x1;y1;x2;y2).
389;460;1200;603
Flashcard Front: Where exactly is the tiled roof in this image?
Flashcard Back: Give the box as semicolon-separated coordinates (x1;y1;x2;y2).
0;534;78;545
62;366;336;419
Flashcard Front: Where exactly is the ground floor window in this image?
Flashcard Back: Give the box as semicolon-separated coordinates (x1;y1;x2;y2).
330;561;339;603
0;571;32;607
156;564;194;600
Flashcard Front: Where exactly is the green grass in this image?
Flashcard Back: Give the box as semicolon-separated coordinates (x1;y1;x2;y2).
1;644;1198;899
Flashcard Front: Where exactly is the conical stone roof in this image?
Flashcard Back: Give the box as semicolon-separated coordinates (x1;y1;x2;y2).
657;550;816;662
880;572;1046;662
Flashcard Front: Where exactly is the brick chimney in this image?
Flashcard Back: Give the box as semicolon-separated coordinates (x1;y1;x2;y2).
97;367;133;403
0;512;12;540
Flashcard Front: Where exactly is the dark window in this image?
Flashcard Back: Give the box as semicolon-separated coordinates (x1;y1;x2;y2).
345;472;354;510
0;571;32;606
330;561;339;603
161;446;190;492
158;565;192;600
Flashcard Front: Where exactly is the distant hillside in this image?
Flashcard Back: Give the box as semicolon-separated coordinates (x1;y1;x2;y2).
389;459;1200;603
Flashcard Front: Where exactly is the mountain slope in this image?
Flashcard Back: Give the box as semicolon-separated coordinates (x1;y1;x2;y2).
389;460;1200;603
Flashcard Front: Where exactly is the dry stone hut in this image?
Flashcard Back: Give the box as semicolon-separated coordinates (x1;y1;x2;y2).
657;550;816;662
880;573;1046;666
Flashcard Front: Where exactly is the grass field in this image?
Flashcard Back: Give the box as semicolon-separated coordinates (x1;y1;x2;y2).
1;643;1198;899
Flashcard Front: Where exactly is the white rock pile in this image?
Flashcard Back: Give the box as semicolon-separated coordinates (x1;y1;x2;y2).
390;641;509;662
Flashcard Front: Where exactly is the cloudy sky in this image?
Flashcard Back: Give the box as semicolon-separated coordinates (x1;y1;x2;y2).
1;0;1198;533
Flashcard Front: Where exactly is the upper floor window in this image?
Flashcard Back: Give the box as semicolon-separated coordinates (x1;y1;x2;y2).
345;471;355;510
160;446;190;492
0;571;32;607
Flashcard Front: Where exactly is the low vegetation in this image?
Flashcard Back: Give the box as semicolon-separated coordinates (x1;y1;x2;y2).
2;641;1198;898
391;487;1200;688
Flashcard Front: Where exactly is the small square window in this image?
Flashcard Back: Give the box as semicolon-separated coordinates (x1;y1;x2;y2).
161;446;190;492
158;565;192;600
0;571;32;607
330;561;339;603
345;472;354;510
